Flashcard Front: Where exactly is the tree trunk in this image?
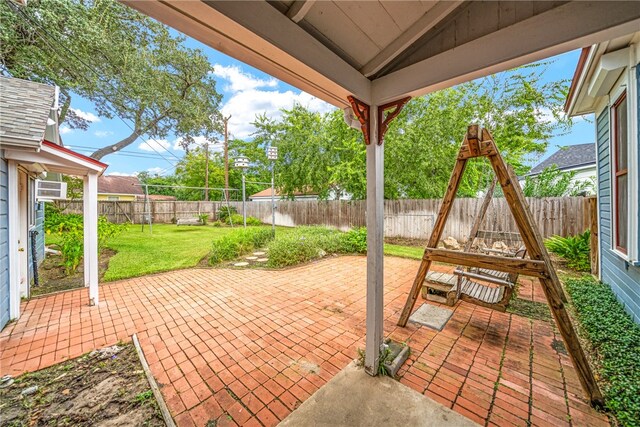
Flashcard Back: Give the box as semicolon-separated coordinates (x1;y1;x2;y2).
90;129;141;160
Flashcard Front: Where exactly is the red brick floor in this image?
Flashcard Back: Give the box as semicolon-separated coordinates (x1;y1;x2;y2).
0;257;609;427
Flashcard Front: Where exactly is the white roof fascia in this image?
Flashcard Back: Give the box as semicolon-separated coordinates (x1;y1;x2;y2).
122;0;371;108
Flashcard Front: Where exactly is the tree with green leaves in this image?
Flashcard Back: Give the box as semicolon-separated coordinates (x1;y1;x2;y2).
172;139;271;201
522;165;594;197
0;0;222;159
254;64;572;200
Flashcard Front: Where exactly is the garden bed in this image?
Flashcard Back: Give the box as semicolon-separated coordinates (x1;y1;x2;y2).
0;343;164;426
31;249;115;297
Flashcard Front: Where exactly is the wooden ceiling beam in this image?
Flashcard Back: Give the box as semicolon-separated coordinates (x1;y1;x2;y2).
372;2;640;104
286;0;316;23
360;1;463;78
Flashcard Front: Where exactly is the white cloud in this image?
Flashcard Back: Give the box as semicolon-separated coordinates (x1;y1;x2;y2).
60;125;73;135
94;130;114;138
221;89;334;139
138;139;170;152
146;167;166;176
70;108;100;123
107;171;137;177
211;64;278;92
172;136;222;153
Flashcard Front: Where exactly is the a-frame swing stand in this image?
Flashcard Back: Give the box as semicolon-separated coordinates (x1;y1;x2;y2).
398;125;603;407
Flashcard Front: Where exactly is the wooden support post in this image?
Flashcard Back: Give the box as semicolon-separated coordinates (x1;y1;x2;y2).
83;172;99;306
365;103;384;375
588;196;599;276
397;143;468;326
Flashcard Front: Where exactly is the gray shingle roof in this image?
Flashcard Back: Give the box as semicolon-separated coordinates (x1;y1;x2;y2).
0;76;56;148
529;143;596;175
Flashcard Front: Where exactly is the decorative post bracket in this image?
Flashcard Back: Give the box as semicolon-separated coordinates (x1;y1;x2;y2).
347;96;411;145
347;95;371;145
377;97;411;145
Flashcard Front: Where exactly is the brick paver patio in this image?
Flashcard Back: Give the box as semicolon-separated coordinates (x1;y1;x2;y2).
0;256;609;426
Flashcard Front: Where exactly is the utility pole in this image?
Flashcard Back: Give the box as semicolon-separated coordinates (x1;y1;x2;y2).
223;115;231;201
204;141;209;201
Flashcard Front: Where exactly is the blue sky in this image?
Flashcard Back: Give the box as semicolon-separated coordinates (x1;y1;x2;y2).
60;30;594;177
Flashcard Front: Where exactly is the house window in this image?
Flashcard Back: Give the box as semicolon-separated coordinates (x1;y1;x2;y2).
612;91;628;254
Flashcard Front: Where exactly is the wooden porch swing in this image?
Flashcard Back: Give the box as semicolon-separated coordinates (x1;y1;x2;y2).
397;125;603;406
423;177;526;311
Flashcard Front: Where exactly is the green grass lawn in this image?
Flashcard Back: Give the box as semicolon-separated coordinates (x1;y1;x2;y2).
384;243;423;260
47;224;253;281
46;223;425;282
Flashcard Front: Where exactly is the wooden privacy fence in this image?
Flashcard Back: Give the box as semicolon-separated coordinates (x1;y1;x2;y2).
58;197;592;241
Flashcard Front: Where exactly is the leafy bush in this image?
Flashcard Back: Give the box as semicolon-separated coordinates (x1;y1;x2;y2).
59;224;83;275
46;211;126;274
565;276;640;425
98;216;127;250
224;214;262;226
545;230;590;271
209;228;273;265
217;206;237;222
340;227;367;253
246;216;263;226
523;165;593;197
225;214;244;226
198;213;209;225
266;226;367;268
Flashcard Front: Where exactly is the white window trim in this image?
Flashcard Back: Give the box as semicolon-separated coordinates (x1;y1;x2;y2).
608;58;639;263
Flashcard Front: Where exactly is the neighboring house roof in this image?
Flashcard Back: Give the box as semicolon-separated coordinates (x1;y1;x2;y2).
98;176;143;195
0;76;56;149
528;143;596;176
249;188;317;198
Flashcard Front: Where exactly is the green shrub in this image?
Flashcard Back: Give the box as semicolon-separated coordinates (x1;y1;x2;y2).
46;211;126;274
59;226;83;275
198;213;209;225
566;276;640;425
545;230;590;271
340;227;367;253
217;206;237;222
266;226;367;268
246;216;263;226
209;227;273;265
225;214;244;226
98;216;127;250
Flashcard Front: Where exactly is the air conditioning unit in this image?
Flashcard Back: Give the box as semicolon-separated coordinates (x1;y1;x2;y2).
35;180;68;201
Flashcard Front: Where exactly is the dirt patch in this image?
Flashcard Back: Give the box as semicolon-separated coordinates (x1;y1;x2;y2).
31;248;115;297
507;297;553;322
0;343;165;427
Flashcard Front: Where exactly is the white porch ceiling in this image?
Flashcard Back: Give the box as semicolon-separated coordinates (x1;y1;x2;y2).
123;1;640;107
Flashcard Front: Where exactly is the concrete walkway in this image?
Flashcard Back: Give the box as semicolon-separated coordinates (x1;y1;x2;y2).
0;256;609;426
279;361;478;426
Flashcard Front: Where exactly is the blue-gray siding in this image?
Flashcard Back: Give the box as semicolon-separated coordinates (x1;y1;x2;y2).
597;105;640;324
0;156;9;330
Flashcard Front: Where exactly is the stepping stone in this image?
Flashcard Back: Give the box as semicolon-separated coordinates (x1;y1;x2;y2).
253;251;266;256
234;262;249;267
257;258;268;263
408;303;453;331
246;256;258;260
